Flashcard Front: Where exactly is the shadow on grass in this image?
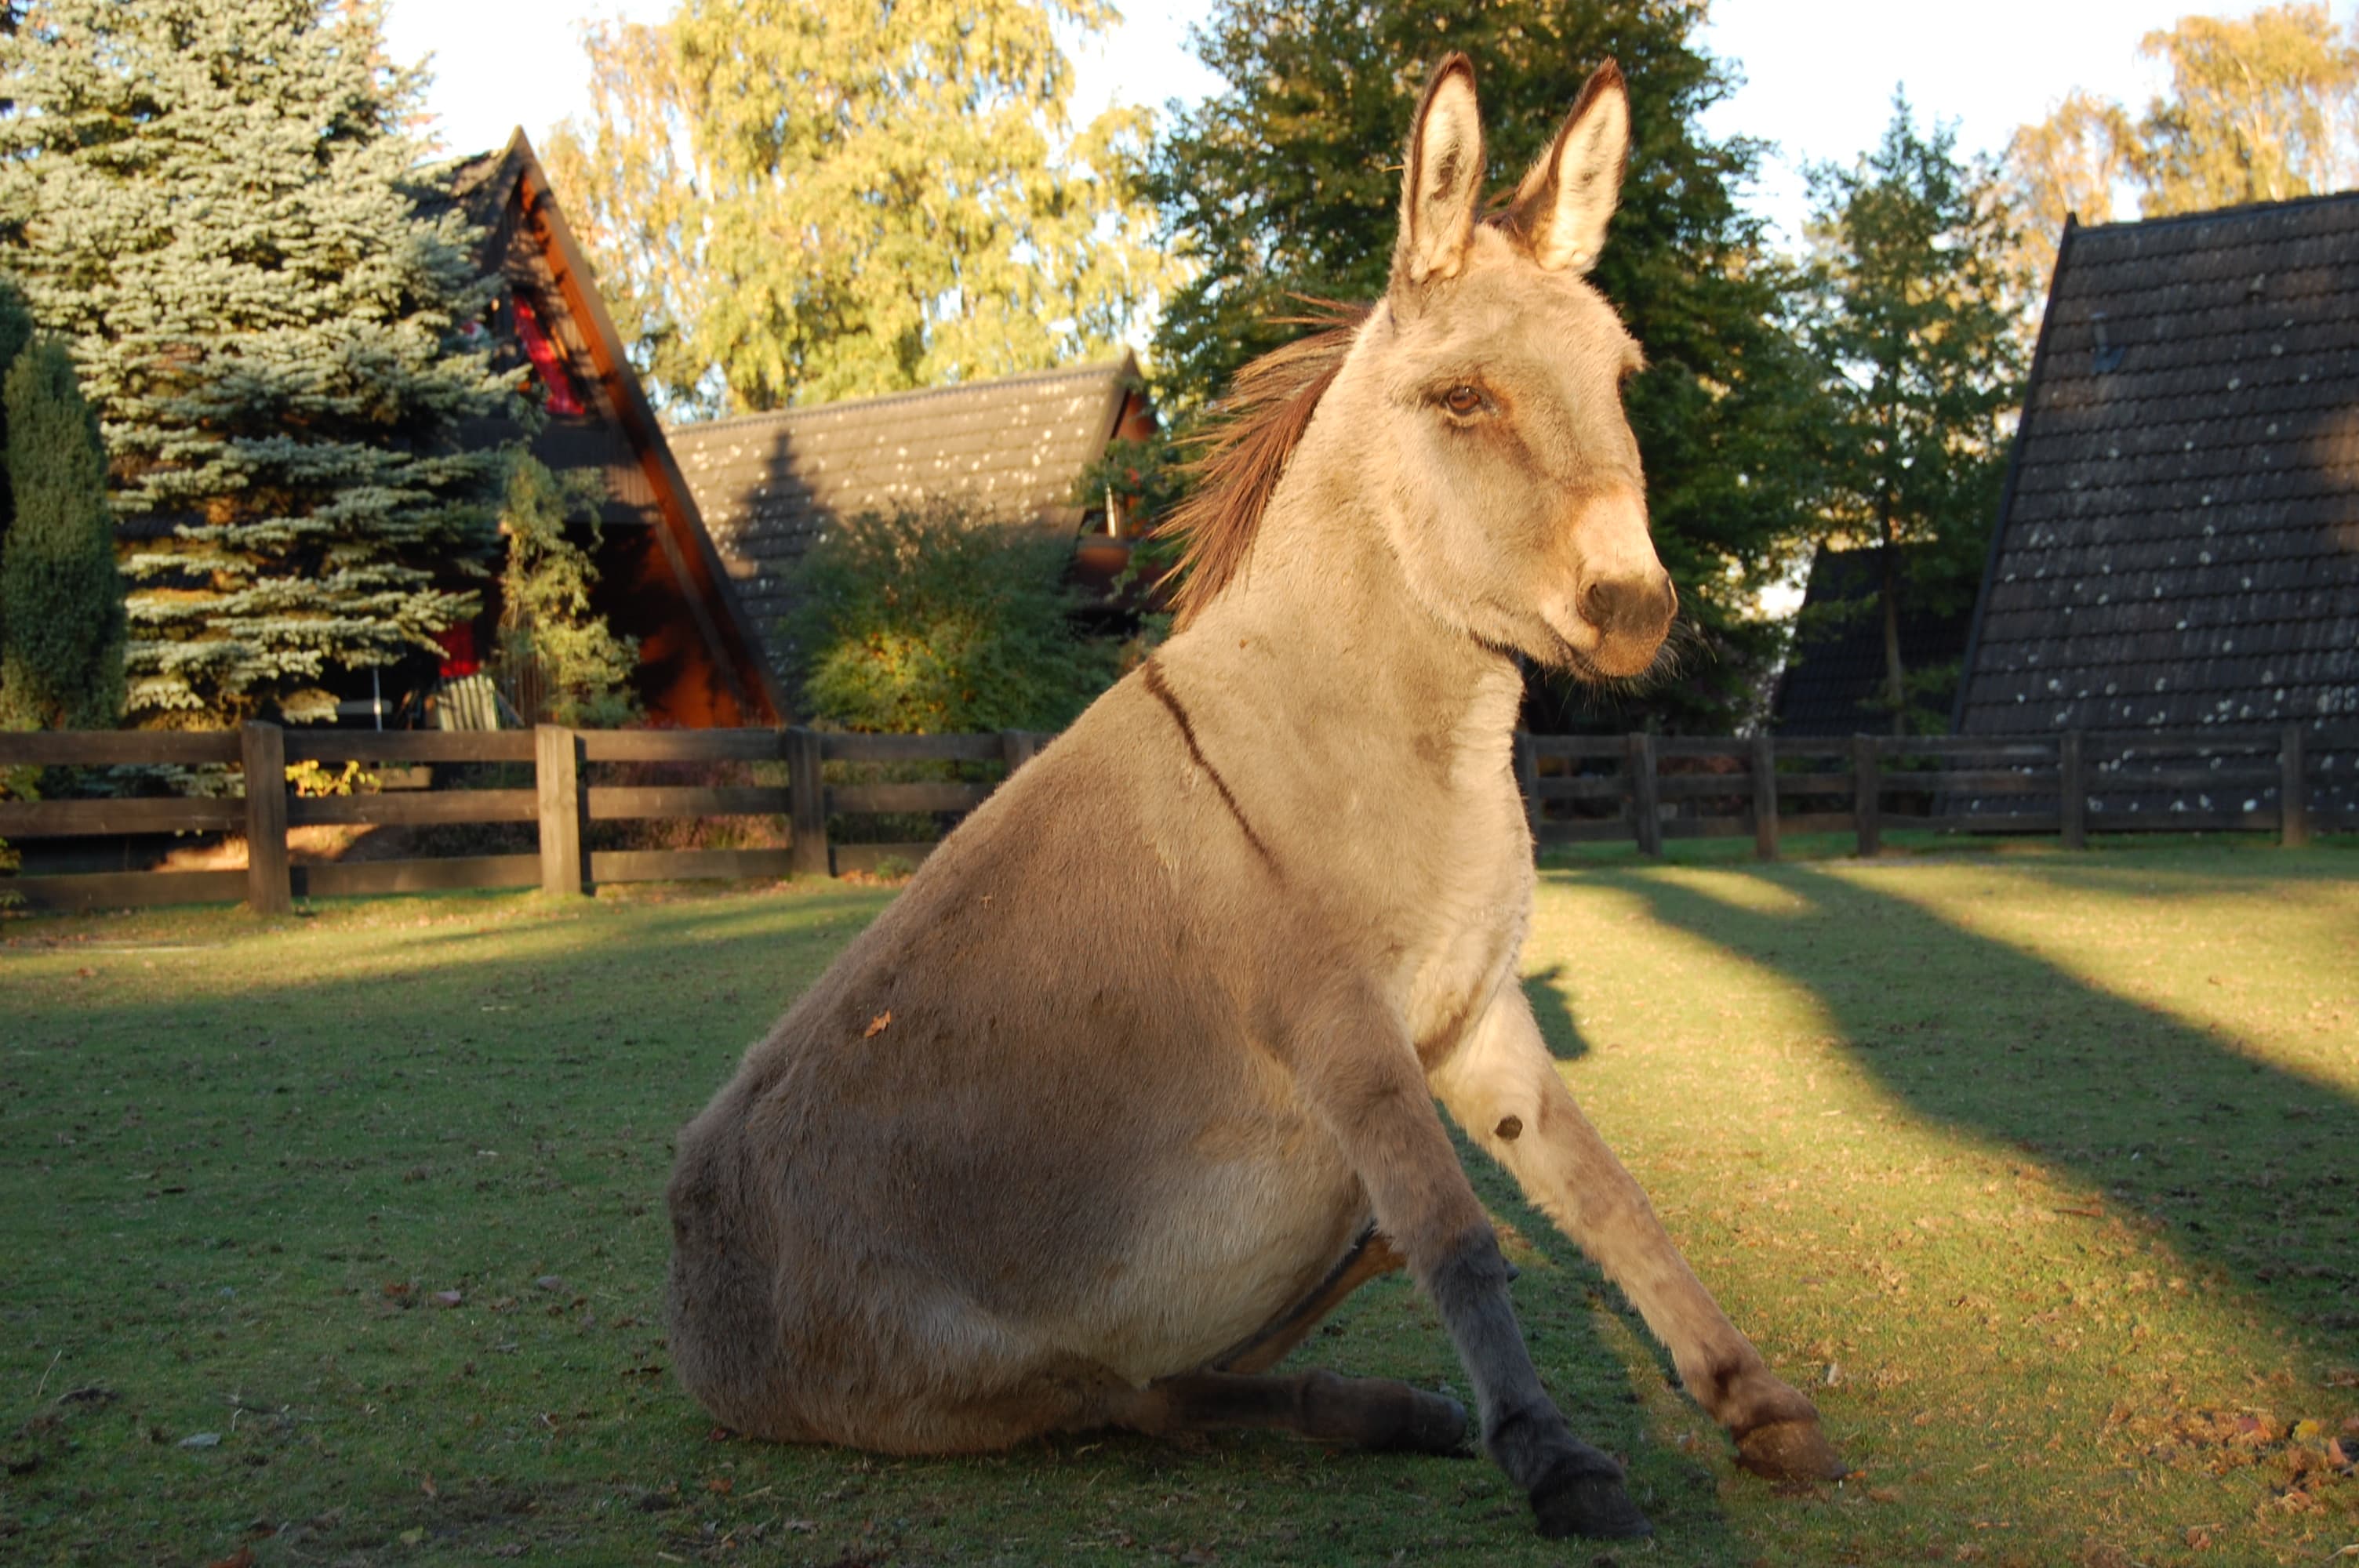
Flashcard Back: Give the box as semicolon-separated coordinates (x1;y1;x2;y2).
1573;859;2359;1357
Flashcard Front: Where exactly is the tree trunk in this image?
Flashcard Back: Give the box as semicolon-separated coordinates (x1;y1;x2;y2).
1879;526;1906;737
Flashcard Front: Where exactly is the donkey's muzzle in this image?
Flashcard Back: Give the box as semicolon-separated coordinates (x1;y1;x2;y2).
1551;488;1674;677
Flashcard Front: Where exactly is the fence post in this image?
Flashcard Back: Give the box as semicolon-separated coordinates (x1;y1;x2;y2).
2281;725;2310;848
534;724;588;896
2058;730;2087;850
239;720;290;915
1627;731;1662;857
1750;731;1779;862
1852;734;1881;858
1513;731;1540;840
1001;729;1040;777
786;726;829;878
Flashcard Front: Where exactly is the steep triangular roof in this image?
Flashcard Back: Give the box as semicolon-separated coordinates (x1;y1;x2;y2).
1955;194;2359;737
1772;545;1976;736
450;131;788;726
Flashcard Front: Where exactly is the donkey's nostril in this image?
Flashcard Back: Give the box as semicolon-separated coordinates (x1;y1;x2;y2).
1579;574;1674;638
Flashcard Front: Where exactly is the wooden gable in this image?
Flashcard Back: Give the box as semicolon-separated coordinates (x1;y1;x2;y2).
453;132;787;727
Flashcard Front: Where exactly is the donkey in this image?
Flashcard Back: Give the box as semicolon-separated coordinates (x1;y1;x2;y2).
666;54;1843;1541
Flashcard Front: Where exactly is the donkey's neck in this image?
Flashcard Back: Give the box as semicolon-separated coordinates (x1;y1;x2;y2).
1179;404;1525;786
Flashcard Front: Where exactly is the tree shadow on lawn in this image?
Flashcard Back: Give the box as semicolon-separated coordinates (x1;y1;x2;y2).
1;891;1758;1565
1576;861;2359;1361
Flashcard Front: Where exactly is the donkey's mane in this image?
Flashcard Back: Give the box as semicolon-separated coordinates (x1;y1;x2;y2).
1156;300;1372;627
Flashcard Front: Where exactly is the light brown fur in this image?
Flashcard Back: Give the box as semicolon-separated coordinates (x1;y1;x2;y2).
667;54;1840;1540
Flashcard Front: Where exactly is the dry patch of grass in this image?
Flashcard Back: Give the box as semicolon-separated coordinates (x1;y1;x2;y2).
0;844;2353;1565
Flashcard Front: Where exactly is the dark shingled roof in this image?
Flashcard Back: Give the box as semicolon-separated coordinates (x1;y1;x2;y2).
667;356;1141;662
1772;545;1976;736
1955;194;2359;740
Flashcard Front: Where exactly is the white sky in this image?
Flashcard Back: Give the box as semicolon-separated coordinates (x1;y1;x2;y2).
386;0;2290;241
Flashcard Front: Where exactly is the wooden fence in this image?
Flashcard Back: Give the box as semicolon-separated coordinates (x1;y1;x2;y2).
1513;726;2356;858
1;723;2350;913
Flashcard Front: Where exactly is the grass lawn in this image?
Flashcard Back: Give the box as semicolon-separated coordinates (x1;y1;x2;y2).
2;840;2354;1566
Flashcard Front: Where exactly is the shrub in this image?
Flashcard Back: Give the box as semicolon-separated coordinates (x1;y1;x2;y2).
499;456;639;728
0;336;122;731
789;503;1119;734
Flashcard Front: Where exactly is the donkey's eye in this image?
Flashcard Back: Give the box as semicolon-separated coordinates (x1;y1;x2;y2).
1441;384;1485;417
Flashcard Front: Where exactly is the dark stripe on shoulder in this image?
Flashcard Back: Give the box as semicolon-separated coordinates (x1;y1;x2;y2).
1141;659;1280;876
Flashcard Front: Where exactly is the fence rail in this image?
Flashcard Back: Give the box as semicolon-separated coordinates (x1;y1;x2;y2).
2;722;2353;913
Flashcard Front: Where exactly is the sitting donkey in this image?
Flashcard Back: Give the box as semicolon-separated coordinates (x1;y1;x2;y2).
667;52;1844;1541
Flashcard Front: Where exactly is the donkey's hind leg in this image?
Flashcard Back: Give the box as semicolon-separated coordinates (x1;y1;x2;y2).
1108;1369;1467;1454
1211;1223;1408;1375
1429;989;1845;1483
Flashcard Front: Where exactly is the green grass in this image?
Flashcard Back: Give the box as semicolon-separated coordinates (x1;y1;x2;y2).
2;844;2354;1566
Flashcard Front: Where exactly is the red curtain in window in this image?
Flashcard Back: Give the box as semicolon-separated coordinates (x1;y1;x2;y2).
513;294;586;417
434;622;481;679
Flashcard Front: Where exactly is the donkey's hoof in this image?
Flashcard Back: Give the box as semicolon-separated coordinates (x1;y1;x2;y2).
1530;1469;1653;1540
1736;1417;1846;1482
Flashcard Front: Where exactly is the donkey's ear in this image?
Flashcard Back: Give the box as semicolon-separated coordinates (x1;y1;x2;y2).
1393;53;1485;288
1507;59;1630;274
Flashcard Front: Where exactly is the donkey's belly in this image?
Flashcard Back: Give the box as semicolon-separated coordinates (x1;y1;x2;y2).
1064;1132;1369;1385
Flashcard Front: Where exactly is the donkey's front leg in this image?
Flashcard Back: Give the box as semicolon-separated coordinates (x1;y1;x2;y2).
1295;985;1651;1539
1428;988;1845;1483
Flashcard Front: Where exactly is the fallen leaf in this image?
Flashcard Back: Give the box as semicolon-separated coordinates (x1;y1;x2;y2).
202;1548;256;1568
431;1290;463;1308
864;1010;892;1039
534;1274;565;1293
420;1473;438;1498
704;1475;732;1495
178;1432;221;1449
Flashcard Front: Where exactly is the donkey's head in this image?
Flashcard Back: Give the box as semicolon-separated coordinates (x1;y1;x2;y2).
1370;54;1674;680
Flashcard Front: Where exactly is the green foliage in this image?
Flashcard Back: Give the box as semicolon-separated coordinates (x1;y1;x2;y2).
0;338;125;731
790;504;1119;733
2003;5;2359;285
1801;100;2026;734
0;0;521;728
498;456;640;729
544;0;1180;415
0;275;36;685
1146;0;1823;731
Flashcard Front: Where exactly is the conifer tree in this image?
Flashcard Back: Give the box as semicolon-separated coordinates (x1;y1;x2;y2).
1802;100;2026;735
0;0;520;727
0;277;35;689
0;338;124;731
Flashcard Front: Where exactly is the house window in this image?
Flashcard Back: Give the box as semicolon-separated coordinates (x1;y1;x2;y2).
514;294;586;417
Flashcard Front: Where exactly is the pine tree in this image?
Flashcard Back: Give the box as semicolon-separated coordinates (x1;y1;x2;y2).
0;338;124;730
1802;99;2026;735
1146;0;1823;731
0;0;521;728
